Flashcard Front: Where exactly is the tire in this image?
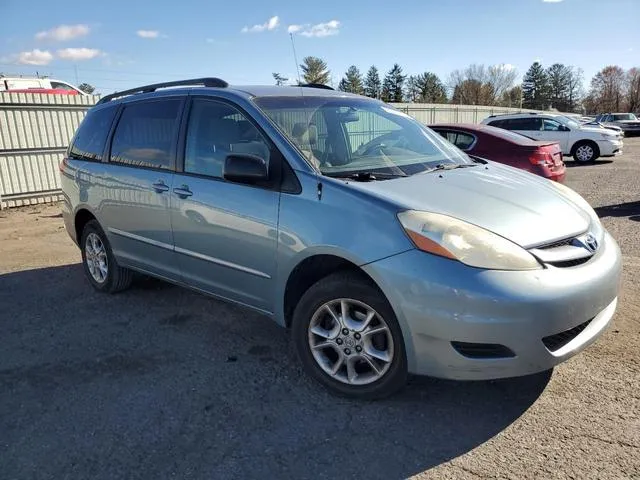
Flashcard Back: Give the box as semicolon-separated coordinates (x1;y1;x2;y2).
292;271;407;399
572;141;599;163
80;219;133;293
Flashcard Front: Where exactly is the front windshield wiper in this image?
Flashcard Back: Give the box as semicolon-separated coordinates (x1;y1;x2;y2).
325;171;407;181
420;163;478;174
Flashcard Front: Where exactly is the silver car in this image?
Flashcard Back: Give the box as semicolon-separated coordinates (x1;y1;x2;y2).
60;78;622;399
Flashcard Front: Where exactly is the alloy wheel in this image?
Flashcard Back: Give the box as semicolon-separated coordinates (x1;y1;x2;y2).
307;298;394;385
85;232;108;283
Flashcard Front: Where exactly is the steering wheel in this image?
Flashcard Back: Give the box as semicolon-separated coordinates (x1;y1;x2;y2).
360;142;388;157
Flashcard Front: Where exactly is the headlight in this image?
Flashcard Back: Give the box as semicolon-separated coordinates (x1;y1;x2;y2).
397;211;541;271
600;133;615;139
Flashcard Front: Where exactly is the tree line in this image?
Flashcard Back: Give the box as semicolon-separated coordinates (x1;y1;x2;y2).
273;57;640;114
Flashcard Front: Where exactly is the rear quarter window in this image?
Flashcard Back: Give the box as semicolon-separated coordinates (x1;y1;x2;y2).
69;106;117;161
434;129;476;150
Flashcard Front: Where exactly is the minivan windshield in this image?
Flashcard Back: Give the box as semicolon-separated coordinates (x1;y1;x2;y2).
254;96;472;177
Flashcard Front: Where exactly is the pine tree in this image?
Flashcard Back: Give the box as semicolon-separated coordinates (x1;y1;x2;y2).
272;73;288;86
381;64;406;103
522;62;550;110
546;63;571;111
413;72;447;103
338;66;364;95
300;56;330;85
364;66;381;99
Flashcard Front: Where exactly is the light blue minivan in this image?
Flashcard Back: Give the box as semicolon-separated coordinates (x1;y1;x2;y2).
61;78;621;398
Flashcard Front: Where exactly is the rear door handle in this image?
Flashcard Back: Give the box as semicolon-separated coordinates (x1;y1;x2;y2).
173;186;193;198
152;181;170;193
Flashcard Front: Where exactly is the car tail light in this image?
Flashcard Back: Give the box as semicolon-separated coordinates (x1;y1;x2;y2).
529;149;554;166
59;157;67;172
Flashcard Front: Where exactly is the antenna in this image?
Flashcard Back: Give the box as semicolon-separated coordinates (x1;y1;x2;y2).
290;33;301;85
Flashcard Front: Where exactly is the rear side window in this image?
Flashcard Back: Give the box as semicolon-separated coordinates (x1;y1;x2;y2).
110;99;182;170
69;107;117;161
503;118;542;131
487;119;504;128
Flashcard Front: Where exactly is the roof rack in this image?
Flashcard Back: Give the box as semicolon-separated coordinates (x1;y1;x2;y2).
298;83;334;90
97;77;228;105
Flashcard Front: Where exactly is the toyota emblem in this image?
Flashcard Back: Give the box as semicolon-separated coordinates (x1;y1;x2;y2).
584;234;598;252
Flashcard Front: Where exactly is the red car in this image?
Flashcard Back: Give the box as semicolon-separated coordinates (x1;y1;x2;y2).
429;123;566;182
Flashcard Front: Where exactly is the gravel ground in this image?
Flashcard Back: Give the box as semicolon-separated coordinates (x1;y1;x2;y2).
1;140;639;480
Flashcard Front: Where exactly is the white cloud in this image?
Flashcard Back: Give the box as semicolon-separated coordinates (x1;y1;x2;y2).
497;63;515;71
241;16;280;33
542;0;563;3
17;49;54;65
57;48;102;61
35;24;89;41
137;30;160;39
288;20;340;38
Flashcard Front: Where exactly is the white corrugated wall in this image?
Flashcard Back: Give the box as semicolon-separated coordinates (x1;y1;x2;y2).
0;92;98;208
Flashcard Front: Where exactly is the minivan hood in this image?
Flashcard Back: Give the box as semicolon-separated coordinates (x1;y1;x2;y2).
348;163;590;248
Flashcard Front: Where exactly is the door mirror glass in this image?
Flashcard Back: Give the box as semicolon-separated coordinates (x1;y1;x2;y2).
223;154;268;184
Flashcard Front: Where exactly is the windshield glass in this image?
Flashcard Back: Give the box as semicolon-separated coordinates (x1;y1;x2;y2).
612;113;637;121
253;96;472;177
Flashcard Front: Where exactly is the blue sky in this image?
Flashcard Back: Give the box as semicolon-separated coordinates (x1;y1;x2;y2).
1;0;638;94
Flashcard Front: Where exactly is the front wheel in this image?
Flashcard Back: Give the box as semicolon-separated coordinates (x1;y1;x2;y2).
573;141;599;163
292;271;407;399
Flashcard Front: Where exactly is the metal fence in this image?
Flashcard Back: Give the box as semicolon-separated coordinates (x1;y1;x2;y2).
0;93;538;209
393;103;538;124
0;92;98;208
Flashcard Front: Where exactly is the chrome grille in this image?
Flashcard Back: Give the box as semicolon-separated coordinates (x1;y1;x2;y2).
529;232;599;268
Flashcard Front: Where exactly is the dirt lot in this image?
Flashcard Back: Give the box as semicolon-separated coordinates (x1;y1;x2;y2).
1;140;639;480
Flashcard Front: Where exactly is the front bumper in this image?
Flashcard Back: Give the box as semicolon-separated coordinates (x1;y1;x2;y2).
598;139;624;156
363;231;622;380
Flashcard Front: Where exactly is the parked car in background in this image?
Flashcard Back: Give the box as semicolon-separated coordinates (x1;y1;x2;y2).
482;112;623;163
60;79;622;399
0;76;86;95
580;119;624;135
594;113;640;136
4;88;81;95
429;123;565;182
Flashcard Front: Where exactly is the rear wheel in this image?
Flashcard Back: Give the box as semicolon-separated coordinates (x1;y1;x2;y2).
80;220;133;293
292;271;407;399
573;141;599;163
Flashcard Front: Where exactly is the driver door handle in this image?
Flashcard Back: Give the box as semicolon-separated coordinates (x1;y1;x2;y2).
173;185;193;198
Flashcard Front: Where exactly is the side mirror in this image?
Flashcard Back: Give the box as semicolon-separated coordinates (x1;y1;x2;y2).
223;154;268;184
560;125;570;132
